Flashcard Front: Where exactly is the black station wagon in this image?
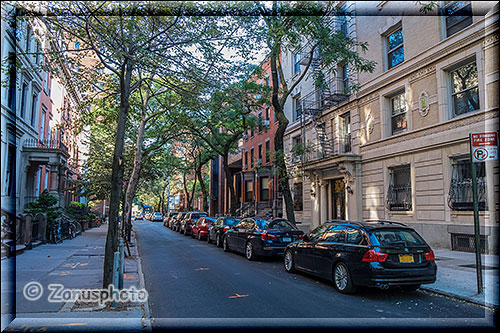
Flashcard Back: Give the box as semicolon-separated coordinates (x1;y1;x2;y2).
283;220;437;294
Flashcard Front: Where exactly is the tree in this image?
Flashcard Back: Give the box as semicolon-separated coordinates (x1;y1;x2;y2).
254;1;376;224
37;1;259;288
187;78;269;215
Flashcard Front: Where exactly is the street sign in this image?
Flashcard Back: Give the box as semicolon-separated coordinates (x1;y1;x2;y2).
471;132;498;162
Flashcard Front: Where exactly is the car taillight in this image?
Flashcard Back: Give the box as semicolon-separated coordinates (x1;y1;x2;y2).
362;249;388;262
261;232;277;241
424;250;435;261
297;234;304;240
223;226;230;231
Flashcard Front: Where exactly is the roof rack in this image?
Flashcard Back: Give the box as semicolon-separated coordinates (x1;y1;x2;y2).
363;219;408;227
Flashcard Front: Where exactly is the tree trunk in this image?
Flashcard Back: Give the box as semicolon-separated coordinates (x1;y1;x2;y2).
123;116;146;244
196;164;209;212
103;58;133;288
270;46;296;225
222;152;238;216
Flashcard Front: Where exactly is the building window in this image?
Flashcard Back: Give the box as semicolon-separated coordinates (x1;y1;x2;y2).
244;151;248;169
265;106;269;120
40;107;46;141
20;82;28;118
250;147;254;169
292;94;301;122
7;53;17;112
31;91;39;127
245;181;254;202
35;40;41;64
293;52;301;75
390;91;407;134
293;182;303;211
448;158;487;210
258;143;262;164
386;165;412;211
5;144;16;197
387;27;404;69
442;1;472;38
340;113;351;153
265;140;270;164
260;177;270;201
44;170;49;190
291;135;302;163
450;61;479;117
258;111;263;132
74;41;80;49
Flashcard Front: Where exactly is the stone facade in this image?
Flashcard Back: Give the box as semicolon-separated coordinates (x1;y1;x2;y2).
282;1;499;253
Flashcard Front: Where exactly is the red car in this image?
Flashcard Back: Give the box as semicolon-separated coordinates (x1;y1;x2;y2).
192;217;217;240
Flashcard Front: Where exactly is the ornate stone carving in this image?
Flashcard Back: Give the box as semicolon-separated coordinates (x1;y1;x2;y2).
419;90;430;117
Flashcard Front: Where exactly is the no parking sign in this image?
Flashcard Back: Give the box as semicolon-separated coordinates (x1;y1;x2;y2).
470;132;498;162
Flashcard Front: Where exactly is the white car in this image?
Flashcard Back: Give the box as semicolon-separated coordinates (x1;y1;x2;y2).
152;212;163;222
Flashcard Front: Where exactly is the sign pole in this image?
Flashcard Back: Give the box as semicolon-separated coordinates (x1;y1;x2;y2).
469;133;483;294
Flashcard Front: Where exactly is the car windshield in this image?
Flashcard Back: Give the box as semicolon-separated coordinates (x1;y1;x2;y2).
191;213;207;219
372;228;427;247
155;213;162;216
254;218;269;229
223;218;240;225
267;219;296;230
205;218;217;223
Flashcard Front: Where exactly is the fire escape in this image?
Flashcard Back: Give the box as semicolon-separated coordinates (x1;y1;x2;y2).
298;45;351;163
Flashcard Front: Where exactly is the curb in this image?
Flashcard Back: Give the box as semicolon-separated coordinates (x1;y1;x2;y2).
420;286;498;310
134;227;152;332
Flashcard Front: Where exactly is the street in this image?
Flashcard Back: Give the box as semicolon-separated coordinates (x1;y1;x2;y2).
135;221;494;330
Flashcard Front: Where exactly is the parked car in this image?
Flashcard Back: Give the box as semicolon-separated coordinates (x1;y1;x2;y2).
283;220;437;294
134;213;144;221
164;212;178;227
180;212;208;235
192;217;217;240
172;213;187;232
222;217;304;260
152;212;163;222
208;216;240;247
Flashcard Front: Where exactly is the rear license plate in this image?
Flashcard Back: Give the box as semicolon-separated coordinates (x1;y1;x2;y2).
282;237;291;242
399;254;414;263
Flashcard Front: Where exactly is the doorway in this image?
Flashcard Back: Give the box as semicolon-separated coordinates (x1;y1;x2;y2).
331;179;345;220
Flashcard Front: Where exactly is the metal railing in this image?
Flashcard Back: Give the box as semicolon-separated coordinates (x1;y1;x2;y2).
303;136;353;163
23;138;68;154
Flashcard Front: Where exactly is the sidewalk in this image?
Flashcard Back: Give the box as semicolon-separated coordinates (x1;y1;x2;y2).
1;223;147;332
421;249;499;309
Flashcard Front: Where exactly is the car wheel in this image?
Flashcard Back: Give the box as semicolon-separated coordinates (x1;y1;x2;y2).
401;284;421;291
223;236;230;252
284;249;296;273
207;233;211;243
197;232;202;240
180;228;184;234
216;233;222;248
333;262;357;294
245;241;256;261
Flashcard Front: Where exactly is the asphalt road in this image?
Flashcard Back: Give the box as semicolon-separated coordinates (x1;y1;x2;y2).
135;220;495;331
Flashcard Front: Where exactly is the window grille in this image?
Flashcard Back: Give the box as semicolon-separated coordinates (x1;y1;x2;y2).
448;159;487;210
387;165;412;211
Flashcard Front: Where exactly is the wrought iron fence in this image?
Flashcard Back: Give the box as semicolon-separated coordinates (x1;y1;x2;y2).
386;184;412;211
23;138;68;154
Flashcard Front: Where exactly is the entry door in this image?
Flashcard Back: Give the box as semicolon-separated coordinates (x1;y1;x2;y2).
331;179;345;220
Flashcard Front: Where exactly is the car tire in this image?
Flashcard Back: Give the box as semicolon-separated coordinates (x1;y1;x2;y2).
333;262;357;294
216;233;222;248
223;236;230;252
207;233;211;243
245;241;256;261
180;228;184;234
197;232;201;240
284;249;296;273
401;284;421;291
